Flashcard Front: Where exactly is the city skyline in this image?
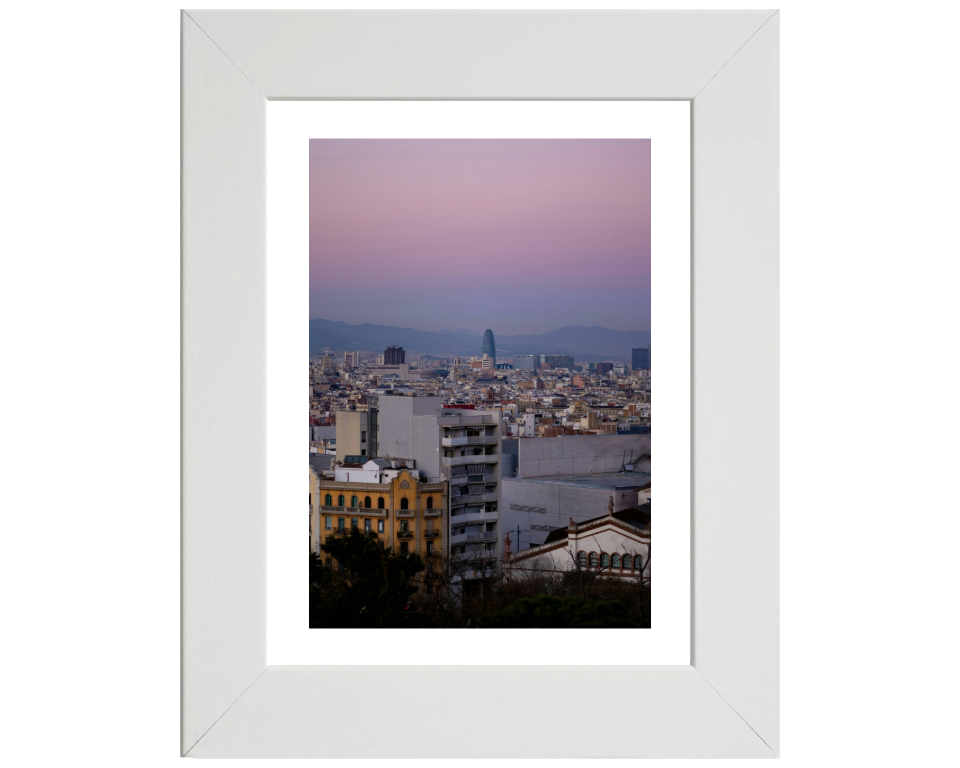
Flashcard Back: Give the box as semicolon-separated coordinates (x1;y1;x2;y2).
310;139;651;336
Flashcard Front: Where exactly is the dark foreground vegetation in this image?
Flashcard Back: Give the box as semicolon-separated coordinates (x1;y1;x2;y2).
310;529;650;629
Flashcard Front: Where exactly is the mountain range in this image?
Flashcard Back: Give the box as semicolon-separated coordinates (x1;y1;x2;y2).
309;318;650;362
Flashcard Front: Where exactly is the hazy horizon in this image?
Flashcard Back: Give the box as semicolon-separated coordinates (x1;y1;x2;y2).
308;316;648;337
310;139;651;336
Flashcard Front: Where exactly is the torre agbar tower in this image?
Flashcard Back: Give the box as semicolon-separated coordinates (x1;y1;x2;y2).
481;329;496;369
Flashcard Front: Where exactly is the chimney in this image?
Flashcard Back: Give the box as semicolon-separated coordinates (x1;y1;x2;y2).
503;533;512;561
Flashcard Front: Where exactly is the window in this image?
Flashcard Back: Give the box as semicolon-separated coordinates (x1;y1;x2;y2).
351;518;358;529
325;558;332;569
611;554;620;569
337;517;345;531
400;541;408;555
324;517;331;530
400;521;409;533
600;553;610;567
325;494;332;506
337;494;345;507
622;554;632;570
400;497;409;510
377;520;384;534
427;519;434;533
635;555;643;572
426;496;433;509
589;552;598;568
351;495;358;509
427;540;434;555
578;551;587;568
364;519;371;533
361;431;367;441
377;497;385;509
364;496;371;508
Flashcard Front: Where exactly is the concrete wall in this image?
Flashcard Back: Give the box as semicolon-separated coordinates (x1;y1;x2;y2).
377;396;442;482
501;478;642;550
335;409;378;462
516;433;651;477
335;410;363;461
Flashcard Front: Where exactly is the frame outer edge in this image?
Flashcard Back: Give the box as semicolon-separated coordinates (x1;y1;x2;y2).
181;9;780;758
692;11;780;755
186;9;775;100
181;11;268;755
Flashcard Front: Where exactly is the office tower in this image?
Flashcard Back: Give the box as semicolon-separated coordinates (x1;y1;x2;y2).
384;345;405;364
343;350;361;368
541;354;574;369
631;346;650;371
481;329;496;369
596;362;613;376
513;354;540;371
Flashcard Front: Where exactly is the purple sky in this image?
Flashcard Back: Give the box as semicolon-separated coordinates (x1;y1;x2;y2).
310;139;650;335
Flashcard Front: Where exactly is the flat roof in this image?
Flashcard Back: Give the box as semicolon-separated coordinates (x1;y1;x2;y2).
504;470;651;490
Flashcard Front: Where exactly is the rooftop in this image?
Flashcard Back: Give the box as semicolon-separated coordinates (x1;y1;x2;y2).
505;470;651;491
542;503;652;545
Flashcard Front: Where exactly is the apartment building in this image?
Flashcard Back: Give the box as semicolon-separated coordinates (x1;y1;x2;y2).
311;461;447;590
378;395;503;581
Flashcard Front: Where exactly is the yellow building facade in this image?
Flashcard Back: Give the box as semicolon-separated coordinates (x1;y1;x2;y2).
310;468;447;588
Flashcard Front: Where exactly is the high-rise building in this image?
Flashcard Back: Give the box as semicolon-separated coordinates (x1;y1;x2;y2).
378;395;502;581
343;350;361;368
384;345;405;364
513;354;540;371
481;329;496;369
542;354;574;369
596;362;613;376
631;346;650;371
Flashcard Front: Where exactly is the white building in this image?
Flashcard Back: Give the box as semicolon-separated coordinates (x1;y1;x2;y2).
333;457;416;484
503;503;651;583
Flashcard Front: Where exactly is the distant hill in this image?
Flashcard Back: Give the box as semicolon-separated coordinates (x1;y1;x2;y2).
309;318;650;362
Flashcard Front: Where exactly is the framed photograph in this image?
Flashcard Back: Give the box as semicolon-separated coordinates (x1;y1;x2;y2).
182;10;778;758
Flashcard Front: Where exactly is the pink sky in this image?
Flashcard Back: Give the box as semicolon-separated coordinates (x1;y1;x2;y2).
310;139;650;335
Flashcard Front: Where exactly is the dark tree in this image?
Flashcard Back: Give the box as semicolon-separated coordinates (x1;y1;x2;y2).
477;594;641;628
309;529;427;628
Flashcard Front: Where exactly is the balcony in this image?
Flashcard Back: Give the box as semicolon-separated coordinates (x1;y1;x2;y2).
397;530;413;539
449;508;499;525
451;492;498;506
424;529;441;538
449;531;497;546
438;415;494;427
441;454;498;468
441;434;499;447
449;472;498;485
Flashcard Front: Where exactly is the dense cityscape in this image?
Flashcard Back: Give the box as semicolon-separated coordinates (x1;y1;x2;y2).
308;327;653;628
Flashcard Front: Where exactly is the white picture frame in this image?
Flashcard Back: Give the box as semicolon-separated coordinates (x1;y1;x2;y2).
181;9;779;758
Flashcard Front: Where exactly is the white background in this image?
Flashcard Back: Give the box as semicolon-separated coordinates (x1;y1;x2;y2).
3;1;958;767
267;101;690;665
